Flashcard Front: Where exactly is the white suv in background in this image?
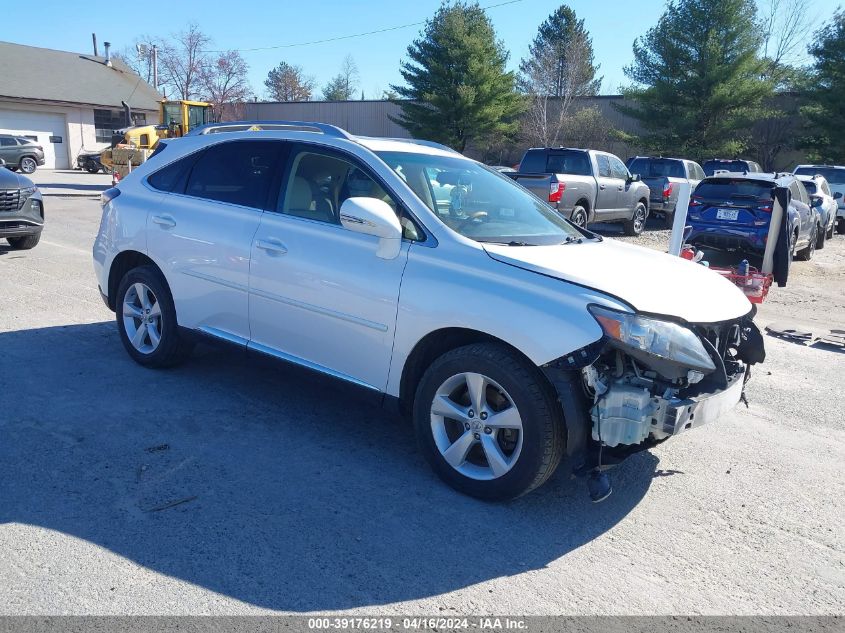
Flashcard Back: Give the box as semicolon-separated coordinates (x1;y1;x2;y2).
93;122;765;501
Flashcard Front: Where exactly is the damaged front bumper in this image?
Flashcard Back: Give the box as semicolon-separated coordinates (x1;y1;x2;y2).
544;313;764;476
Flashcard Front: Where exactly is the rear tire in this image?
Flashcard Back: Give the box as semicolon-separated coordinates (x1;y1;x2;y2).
796;226;817;261
623;202;647;236
116;265;193;368
837;219;845;235
412;342;565;501
663;210;675;229
816;223;826;249
569;205;588;228
6;234;40;250
19;157;37;174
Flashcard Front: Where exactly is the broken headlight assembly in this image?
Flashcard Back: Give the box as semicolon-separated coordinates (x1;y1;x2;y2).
588;305;715;379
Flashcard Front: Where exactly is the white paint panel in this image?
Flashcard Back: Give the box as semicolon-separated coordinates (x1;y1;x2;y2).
0;108;68;168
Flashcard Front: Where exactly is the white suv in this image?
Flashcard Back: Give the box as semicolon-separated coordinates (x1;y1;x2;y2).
93;122;765;501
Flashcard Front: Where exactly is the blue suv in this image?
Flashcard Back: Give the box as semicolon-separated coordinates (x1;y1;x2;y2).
686;173;821;261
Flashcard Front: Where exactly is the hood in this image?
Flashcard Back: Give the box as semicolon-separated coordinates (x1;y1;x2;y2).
483;239;751;324
0;166;32;190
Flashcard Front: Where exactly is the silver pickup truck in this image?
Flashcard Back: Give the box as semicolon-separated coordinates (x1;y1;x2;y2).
508;148;651;235
626;156;705;227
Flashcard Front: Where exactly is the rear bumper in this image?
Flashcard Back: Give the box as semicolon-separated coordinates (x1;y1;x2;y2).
686;225;766;253
649;199;676;214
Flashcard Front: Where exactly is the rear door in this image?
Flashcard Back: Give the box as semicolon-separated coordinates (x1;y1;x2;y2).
593;153;619;219
790;181;813;247
146;139;284;341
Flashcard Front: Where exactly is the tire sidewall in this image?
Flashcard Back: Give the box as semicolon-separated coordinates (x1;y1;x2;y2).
412;346;556;500
570;206;587;228
20;157;36;174
116;266;182;367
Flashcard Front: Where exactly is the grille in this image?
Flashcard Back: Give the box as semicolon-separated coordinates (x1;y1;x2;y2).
0;189;21;212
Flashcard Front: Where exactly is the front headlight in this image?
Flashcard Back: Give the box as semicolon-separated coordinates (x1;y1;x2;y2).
589;305;716;373
19;186;37;208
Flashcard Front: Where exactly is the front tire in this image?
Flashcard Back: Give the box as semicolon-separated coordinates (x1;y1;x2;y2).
85;162;100;174
6;234;40;250
413;343;565;501
837;218;845;235
116;265;193;368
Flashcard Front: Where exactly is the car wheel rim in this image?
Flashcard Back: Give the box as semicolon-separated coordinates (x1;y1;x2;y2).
430;372;523;481
21;158;35;173
122;282;162;354
572;210;586;227
635;206;646;232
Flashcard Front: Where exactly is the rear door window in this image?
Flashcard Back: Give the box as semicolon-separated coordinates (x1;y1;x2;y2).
545;151;591;176
596;155;612;178
185;140;284;209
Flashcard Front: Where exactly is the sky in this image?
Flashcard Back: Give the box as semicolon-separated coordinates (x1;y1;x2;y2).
3;0;842;100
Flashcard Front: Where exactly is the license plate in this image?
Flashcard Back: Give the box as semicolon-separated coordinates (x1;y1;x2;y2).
716;208;739;221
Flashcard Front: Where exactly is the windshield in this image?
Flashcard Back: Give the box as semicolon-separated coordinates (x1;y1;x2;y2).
703;160;751;176
376;151;584;246
794;167;845;184
628;158;685;178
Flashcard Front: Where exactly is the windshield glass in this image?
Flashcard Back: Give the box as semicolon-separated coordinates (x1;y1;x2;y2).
794;167;845;184
628;158;685;178
702;160;751;176
376;151;583;245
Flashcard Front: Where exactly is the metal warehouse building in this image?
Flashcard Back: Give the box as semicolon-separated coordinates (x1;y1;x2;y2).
0;41;161;169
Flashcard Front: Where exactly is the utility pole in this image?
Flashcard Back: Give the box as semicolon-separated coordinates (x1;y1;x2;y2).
152;44;159;91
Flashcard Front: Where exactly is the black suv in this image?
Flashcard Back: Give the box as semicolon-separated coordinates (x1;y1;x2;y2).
0;159;44;249
0;135;46;174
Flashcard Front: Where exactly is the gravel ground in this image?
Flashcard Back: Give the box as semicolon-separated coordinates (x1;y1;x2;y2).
0;194;843;615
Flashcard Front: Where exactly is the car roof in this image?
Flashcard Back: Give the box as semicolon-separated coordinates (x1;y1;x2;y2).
702;171;794;186
183;120;461;159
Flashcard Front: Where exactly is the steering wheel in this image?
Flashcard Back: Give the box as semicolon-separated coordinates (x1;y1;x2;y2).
458;211;488;225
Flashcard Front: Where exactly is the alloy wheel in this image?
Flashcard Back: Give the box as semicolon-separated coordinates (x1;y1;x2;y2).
430;372;523;480
20;157;36;174
634;205;646;233
122;282;163;354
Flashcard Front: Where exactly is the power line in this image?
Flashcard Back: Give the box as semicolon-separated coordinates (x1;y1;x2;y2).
202;0;527;54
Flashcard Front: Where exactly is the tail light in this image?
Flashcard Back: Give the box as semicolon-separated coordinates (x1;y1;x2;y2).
549;182;565;203
689;196;703;207
663;183;673;199
757;198;773;212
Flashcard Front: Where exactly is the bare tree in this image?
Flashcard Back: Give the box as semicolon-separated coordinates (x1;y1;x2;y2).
157;23;211;100
520;31;597;147
759;0;813;85
322;54;359;101
264;62;315;101
200;50;252;121
113;36;159;86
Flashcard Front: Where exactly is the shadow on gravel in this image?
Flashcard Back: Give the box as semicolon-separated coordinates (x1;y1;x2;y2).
0;322;656;611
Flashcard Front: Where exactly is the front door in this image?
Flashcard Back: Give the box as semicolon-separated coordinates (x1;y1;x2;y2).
249;144;410;391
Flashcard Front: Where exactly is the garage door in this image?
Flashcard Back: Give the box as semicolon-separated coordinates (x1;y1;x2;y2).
0;109;68;169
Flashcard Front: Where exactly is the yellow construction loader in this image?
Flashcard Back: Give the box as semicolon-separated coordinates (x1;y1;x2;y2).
101;99;213;178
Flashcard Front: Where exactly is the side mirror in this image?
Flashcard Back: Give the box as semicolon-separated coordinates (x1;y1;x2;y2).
0;158;5;167
835;192;843;200
628;173;641;182
810;196;823;208
339;197;403;259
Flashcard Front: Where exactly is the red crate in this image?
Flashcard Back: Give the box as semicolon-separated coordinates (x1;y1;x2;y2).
712;266;773;303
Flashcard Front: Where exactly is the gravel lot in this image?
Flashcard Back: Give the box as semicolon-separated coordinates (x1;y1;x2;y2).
1;183;843;615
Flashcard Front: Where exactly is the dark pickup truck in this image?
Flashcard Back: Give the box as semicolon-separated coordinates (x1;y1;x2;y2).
508;147;651;235
626;156;705;227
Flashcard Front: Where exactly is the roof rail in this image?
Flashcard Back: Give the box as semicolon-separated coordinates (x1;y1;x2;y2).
377;137;462;155
185;120;353;139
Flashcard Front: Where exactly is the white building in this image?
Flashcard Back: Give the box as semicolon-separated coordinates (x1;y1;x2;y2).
0;41;161;169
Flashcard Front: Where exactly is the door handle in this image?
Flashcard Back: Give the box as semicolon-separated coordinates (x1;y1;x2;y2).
152;215;176;228
617;186;624;191
256;239;288;255
599;184;606;190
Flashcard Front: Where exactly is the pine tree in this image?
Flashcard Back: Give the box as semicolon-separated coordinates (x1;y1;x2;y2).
619;0;771;159
391;2;524;152
801;10;845;163
264;62;314;102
